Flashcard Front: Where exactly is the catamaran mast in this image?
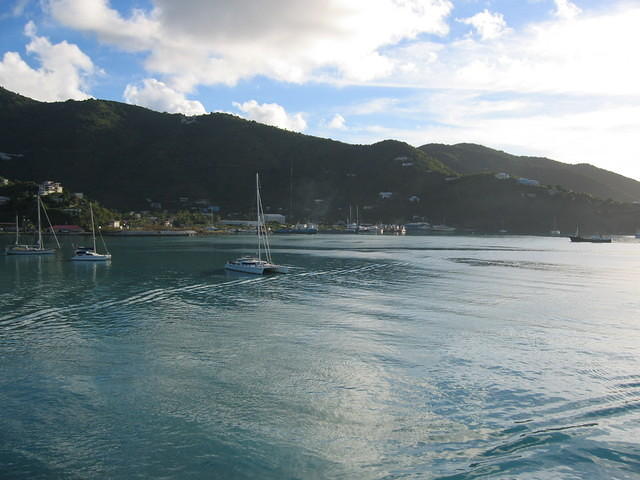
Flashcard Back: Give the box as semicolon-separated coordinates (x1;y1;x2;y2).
14;214;19;245
256;173;261;261
90;203;97;252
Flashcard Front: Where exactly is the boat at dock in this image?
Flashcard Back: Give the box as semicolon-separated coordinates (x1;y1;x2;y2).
274;223;318;234
404;222;431;233
108;229;197;236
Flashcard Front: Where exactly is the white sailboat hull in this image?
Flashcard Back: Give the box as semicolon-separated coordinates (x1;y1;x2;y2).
6;246;56;255
71;254;111;261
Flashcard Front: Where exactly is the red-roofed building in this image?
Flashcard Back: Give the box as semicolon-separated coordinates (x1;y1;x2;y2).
49;225;85;234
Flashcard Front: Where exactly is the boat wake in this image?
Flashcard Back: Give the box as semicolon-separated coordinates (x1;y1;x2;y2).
0;262;390;330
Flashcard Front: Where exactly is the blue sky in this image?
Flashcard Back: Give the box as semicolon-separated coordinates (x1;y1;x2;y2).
2;0;640;179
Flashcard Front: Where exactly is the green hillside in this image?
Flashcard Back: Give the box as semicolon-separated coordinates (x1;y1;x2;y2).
420;143;640;203
0;87;451;218
2;86;640;234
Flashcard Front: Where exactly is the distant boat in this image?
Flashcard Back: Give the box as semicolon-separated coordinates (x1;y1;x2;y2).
225;173;288;274
431;224;456;233
550;217;561;236
6;194;60;255
71;203;112;261
274;223;318;234
569;226;611;243
404;222;431;233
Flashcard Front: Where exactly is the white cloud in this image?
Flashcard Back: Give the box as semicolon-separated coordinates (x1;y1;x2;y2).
123;78;206;115
330;90;640;180
346;97;400;115
328;114;347;130
45;0;159;52
47;0;453;89
232;100;306;132
553;0;581;20
458;9;510;40
386;4;640;97
0;21;94;101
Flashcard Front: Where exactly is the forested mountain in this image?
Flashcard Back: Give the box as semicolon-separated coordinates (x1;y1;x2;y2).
2;86;640;234
420;143;640;203
0;87;451;216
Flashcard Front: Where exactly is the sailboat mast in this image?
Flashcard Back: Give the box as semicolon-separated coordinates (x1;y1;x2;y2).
15;214;19;245
256;173;261;261
37;193;43;248
90;203;97;252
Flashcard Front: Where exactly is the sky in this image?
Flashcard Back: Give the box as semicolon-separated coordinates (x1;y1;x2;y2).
1;0;640;179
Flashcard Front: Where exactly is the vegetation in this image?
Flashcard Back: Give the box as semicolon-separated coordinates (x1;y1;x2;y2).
2;86;640;234
420;143;640;203
0;179;118;231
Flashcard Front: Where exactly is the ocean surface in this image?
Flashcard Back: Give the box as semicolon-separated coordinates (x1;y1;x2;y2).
1;233;640;479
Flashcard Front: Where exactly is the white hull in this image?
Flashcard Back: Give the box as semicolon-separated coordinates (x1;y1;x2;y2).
71;254;111;261
225;259;288;274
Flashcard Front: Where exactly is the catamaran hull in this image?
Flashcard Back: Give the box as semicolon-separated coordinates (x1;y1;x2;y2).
224;262;288;275
225;263;266;274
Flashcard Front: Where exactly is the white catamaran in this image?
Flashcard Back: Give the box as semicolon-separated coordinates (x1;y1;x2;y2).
225;173;288;274
6;194;60;255
71;203;112;261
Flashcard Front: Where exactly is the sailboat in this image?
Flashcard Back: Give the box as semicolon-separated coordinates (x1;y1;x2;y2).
71;203;112;261
5;194;60;255
569;225;611;243
225;173;288;274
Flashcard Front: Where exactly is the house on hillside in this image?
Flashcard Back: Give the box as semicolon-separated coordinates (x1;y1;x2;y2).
39;180;63;195
495;172;510;180
393;156;414;167
408;195;420;203
379;192;393;199
518;178;540;186
0;196;10;206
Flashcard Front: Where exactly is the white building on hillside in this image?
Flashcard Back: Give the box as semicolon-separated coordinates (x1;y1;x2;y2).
39;180;63;195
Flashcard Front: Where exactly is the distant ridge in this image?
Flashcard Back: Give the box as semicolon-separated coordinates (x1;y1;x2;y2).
420;143;640;203
0;86;451;214
3;86;640;234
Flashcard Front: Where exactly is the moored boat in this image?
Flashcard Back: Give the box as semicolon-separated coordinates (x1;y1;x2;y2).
6;194;60;255
71;203;112;261
569;226;611;243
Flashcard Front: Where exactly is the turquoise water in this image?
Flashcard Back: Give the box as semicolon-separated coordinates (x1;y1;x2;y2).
1;234;640;479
